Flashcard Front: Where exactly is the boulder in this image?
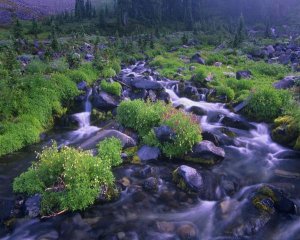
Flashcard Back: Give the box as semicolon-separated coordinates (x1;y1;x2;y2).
79;130;136;150
185;141;225;165
236;70;252;80
137;145;161;161
77;81;87;91
202;131;220;146
266;45;275;55
25;194;41;218
273;76;298;89
278;54;291;65
91;91;120;111
188;106;207;116
220;116;256;131
131;78;163;90
190;53;205;65
154;125;176;143
85;54;94;61
173;165;203;192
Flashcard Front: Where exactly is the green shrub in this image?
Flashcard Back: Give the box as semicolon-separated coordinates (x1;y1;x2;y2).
110;60;121;74
244;88;291;122
13;141;122;214
117;100;167;136
215;86;235;102
100;80;122;96
49;58;69;73
192;69;206;83
102;67;116;78
97;137;122;167
206;53;226;65
67;70;89;84
26;60;47;74
144;108;202;157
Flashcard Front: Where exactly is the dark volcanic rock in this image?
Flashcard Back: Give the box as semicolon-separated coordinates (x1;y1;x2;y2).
190;53;205;65
220;116;256;131
188;106;207;116
154;125;176;143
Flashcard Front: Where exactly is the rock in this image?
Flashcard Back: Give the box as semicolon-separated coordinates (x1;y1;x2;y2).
156;221;176;233
278;54;290;65
25;194;41;218
266;45;275;55
224;72;236;78
173;165;203;192
236;70;252;80
79;130;136;150
176;223;198;240
273;76;298;89
185;141;225;165
233;98;250;113
189;66;196;71
214;62;223;67
129;89;148;100
91;91;120;111
77;81;87;91
85;54;94;61
183;85;199;96
154;125;176;143
143;177;159;192
0;199;14;222
137;145;161;161
148;90;157;102
271;116;298;146
190;53;205;65
202;131;220;146
188;106;207;116
131;78;163;90
220;116;256;131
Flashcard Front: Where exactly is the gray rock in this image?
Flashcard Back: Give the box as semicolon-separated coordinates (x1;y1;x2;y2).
188;106;207;116
25;194;41;218
131;78;163;90
236;70;252;80
85;54;94;61
273;76;298;89
190;53;205;65
137;145;161;161
266;45;275;55
154;125;176;143
173;165;203;192
79;130;136;150
278;54;291;65
185;141;225;165
91;91;120;110
77;81;87;91
220;116;256;131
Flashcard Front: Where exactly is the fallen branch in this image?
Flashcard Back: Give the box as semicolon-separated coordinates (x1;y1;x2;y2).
41;209;68;219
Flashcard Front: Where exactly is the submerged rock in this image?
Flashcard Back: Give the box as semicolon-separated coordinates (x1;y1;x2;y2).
25;194;41;218
173;165;203;192
188;106;207;116
184;141;225;165
143;177;159;192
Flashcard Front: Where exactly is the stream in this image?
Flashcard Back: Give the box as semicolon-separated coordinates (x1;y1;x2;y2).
1;62;300;240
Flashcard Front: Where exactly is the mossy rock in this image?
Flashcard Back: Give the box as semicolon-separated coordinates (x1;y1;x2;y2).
272;116;299;146
221;128;237;138
294;136;300;151
183;156;216;165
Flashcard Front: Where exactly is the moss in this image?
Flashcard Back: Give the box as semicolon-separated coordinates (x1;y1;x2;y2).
132;155;141;164
294;136;300;150
183;156;216;165
221;128;237;138
272;116;299;145
252;186;277;214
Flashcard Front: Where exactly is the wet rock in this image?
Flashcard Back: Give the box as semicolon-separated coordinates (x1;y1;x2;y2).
131;78;163;90
236;70;252;80
278;54;290;65
148;90;157;102
79;130;136;150
129;89;148;100
176;223;198;240
173;165;203;192
143;177;159;192
137;145;161;161
157;90;171;103
154;125;176;143
202;131;220;146
190;53;205;65
188;106;207;116
25;194;41;218
184;141;225;165
0;199;14;222
91;91;120;111
220;116;256;131
77;81;87;91
273;76;298;89
135;165;156;178
156;221;176;233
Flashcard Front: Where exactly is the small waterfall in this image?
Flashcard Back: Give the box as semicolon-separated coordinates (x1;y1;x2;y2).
73;89;93;129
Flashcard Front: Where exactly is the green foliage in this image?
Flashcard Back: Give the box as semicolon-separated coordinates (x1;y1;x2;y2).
244;88;291;122
215;85;235;102
144;108;202;157
13;142;120;214
97;137;122;167
49;58;69;73
117;100;167;137
67;70;89;83
206;53;226;65
100;80;122;96
26;60;47;74
102;67;116;78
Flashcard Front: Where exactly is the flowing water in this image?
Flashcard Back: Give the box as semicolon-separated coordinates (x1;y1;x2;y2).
1;62;300;240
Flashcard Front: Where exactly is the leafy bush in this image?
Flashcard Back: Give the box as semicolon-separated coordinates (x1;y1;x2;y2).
102;67;116;78
215;86;235;102
49;58;69;73
66;70;89;84
192;69;206;83
244;88;291;122
100;80;122;96
26;60;47;74
206;53;226;65
13;140;122;214
117;100;167;136
144;108;202;157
